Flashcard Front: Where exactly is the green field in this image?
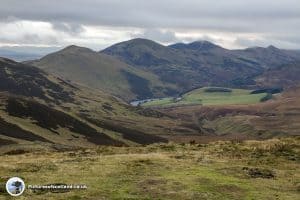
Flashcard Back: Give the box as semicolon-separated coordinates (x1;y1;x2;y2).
142;87;269;107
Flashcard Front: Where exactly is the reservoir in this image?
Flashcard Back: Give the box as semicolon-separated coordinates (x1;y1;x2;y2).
130;98;170;106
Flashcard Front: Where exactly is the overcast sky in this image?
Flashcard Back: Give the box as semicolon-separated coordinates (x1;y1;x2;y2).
0;0;299;51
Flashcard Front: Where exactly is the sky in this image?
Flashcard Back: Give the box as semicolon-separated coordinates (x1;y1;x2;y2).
0;0;299;52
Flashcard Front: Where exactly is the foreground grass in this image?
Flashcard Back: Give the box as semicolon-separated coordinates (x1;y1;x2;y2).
142;87;268;107
0;137;299;200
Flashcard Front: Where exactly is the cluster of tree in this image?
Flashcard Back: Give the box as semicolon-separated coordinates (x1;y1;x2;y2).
204;87;232;93
260;93;273;102
251;88;283;94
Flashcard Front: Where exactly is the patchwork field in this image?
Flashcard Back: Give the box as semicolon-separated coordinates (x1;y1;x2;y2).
0;137;299;200
142;87;269;107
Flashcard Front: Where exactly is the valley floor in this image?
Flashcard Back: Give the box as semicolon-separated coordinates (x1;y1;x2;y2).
0;137;299;200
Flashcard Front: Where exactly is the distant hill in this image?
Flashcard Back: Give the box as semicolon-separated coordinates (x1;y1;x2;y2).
27;38;300;102
102;38;300;92
169;41;223;51
101;38;188;69
256;61;300;88
232;45;300;69
28;45;177;101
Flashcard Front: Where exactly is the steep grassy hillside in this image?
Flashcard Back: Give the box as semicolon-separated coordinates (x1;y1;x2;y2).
0;57;74;103
0;137;298;199
0;58;126;149
29;45;177;101
142;87;268;107
0;57;203;152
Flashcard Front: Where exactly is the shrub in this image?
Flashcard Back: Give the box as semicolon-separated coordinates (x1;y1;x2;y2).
251;88;283;94
260;93;273;102
243;167;275;179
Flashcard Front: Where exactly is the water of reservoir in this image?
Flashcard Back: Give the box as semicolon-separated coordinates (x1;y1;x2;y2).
130;98;169;106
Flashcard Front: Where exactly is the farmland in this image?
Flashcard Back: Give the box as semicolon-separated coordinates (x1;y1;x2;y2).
142;87;269;107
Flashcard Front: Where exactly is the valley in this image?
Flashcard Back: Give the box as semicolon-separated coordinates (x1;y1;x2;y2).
0;1;299;199
1;39;300;151
0;39;299;200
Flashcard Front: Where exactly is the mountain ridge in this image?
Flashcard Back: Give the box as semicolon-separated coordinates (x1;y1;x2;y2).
101;38;300;92
168;40;224;51
27;38;300;102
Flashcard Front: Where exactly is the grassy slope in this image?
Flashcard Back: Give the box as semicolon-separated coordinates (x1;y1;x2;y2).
29;46;176;101
0;137;298;199
0;84;188;150
0;58;200;150
143;87;267;107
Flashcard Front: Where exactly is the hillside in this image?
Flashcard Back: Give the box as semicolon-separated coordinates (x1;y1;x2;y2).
102;39;262;90
255;61;300;88
0;57;202;152
102;38;300;93
232;46;300;69
28;45;177;101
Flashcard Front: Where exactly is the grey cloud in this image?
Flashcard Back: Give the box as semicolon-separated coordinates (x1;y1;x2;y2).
234;37;300;49
0;0;299;30
51;22;84;35
132;29;179;43
234;38;271;48
271;34;300;45
178;35;220;44
0;0;299;49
